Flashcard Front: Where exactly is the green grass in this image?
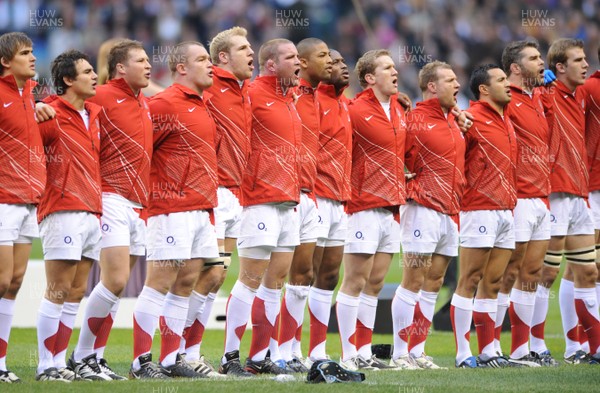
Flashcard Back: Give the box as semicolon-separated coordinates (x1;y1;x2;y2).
11;240;594;392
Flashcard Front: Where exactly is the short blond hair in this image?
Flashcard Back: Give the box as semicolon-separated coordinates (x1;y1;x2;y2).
355;49;390;88
258;38;293;72
209;26;248;64
418;61;452;92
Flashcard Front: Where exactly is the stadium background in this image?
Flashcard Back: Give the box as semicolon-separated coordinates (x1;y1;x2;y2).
2;0;599;105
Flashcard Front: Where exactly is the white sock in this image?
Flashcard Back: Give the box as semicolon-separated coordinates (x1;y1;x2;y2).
181;291;207;360
335;291;359;361
74;282;118;361
509;288;536;359
53;301;79;369
574;286;600;356
222;281;256;363
159;292;189;367
0;298;15;371
451;294;473;364
132;286;164;370
197;292;215;355
36;299;63;373
530;285;550;354
356;293;378;359
495;292;510;354
307;287;333;361
391;286;419;359
409;290;437;356
254;285;281;362
279;284;309;361
559;279;580;357
95;299;119;360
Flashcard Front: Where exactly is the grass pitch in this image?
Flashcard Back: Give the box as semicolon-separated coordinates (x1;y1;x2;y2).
5;241;596;391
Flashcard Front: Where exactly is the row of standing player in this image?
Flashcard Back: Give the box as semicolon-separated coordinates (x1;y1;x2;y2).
0;29;598;383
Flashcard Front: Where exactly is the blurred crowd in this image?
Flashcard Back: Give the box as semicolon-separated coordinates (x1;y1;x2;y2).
1;0;599;104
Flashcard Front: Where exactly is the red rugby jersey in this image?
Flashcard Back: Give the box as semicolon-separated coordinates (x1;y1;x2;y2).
90;78;153;207
0;75;46;204
347;88;406;214
295;78;320;192
37;95;102;222
582;71;600;192
206;66;252;200
545;80;588;197
314;83;352;202
461;100;517;211
147;83;218;216
405;98;465;215
241;76;302;206
507;84;551;199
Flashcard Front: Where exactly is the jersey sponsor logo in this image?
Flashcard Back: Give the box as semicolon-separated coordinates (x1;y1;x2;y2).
413;229;421;238
478;226;487;234
550;214;557;223
364;115;374;121
3;102;13;108
266;102;275;107
117;98;126;104
101;223;110;232
64;236;72;244
166;236;175;245
355;231;364;239
257;222;267;231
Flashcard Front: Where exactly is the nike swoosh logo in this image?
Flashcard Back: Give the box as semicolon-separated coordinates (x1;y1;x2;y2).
485;120;493;124
427;124;436;129
221;88;230;93
563;95;569;99
365;115;373;121
238;240;246;246
3;102;12;108
516;102;523;107
323;109;331;115
266;102;275;107
117;98;126;104
188;107;196;112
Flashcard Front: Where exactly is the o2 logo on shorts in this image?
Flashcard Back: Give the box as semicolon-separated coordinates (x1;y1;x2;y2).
64;236;72;244
166;236;176;245
413;230;421;238
355;231;364;240
101;223;110;232
257;222;267;231
478;226;487;234
318;215;323;224
550;214;557;223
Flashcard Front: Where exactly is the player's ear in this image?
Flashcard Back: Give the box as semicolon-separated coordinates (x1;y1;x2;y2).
555;61;566;74
365;72;375;85
218;51;229;65
266;58;276;73
509;62;520;76
175;62;187;75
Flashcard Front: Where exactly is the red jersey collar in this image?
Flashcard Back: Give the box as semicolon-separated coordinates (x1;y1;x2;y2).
254;75;295;100
590;70;600;80
44;94;101;117
213;66;249;87
298;78;316;95
0;74;36;96
106;77;143;98
317;83;348;98
415;97;450;120
171;82;212;101
555;79;577;96
469;99;507;119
